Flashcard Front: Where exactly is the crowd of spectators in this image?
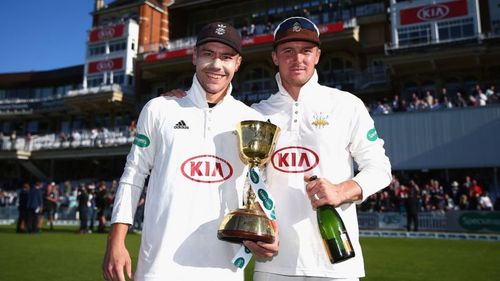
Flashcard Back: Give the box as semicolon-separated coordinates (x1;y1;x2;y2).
0;121;137;152
359;174;500;213
367;84;500;115
0;177;148;234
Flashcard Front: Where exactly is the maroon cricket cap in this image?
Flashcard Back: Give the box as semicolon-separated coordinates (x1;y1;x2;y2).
273;17;320;47
196;22;242;54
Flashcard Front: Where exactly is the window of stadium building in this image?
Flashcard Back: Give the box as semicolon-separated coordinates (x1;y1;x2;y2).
88;43;106;57
109;40;127;53
398;24;431;47
438;18;474;42
112;72;125;85
87;76;104;87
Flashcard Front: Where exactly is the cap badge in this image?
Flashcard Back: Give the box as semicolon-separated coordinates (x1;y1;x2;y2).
292;22;302;32
215;24;227;35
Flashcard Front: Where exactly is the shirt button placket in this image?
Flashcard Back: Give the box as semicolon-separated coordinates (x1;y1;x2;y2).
292;102;300;131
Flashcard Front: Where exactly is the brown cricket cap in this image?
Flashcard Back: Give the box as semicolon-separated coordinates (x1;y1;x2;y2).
196;22;242;54
273;16;320;47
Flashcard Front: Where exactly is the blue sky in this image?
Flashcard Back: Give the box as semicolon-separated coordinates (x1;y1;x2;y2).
0;0;97;73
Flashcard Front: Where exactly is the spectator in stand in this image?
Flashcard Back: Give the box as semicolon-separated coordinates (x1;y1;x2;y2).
430;99;442;110
449;181;461;207
479;191;494;211
458;194;469;210
91;128;99;147
424;91;434;108
43;182;58;231
16;183;30;233
462;176;473;194
10;130;17;150
263;21;273;34
454;91;468;107
95;181;110;233
472;84;487;106
27;181;44;233
406;182;419;231
444;194;457;211
469;179;483;197
77;184;90;234
24;132;33;151
88;184;97;232
248;23;256;36
127;120;137;138
485;84;498;104
392;95;404;112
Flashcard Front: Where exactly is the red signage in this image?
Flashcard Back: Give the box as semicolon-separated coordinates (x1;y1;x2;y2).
87;57;124;74
144;22;344;63
89;24;125;42
181;155;234;183
400;0;468;25
271;146;319;173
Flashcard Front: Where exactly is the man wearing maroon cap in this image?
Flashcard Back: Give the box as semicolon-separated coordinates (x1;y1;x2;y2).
103;22;278;281
248;16;391;281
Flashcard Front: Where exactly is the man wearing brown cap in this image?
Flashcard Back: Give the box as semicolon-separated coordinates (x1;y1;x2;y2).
102;22;278;281
247;16;392;281
162;16;391;281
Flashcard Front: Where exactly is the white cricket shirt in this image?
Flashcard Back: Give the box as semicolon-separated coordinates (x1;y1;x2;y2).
112;75;263;281
251;71;392;278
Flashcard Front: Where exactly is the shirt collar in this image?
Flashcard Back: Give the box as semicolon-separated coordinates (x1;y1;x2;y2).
187;74;234;108
275;70;319;102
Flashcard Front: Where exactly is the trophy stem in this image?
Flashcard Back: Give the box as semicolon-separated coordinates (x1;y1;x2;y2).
245;185;257;209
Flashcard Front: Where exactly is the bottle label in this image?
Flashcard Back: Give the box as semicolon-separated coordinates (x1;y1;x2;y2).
341;232;353;253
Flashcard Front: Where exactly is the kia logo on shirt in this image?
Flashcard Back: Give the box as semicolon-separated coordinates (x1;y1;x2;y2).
181;155;233;183
271;146;319;173
417;4;449;21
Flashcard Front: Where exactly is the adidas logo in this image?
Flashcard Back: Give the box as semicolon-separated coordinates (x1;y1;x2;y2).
174;120;189;129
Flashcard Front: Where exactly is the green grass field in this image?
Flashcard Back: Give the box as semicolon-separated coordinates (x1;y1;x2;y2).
1;225;499;281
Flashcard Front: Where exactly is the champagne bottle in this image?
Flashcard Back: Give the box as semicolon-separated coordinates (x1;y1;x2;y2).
317;204;355;264
309;176;355;264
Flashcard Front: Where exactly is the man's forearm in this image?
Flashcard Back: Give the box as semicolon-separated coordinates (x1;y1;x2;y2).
339;180;363;204
108;223;129;248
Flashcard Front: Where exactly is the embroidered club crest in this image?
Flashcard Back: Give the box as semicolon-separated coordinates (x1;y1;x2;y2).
292;22;302;32
215;24;226;35
312;113;329;128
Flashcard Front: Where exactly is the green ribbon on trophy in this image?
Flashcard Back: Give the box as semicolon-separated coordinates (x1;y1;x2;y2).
248;166;276;220
217;120;281;270
230;166;277;269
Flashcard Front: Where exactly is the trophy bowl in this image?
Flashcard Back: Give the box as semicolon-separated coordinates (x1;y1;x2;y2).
217;120;280;244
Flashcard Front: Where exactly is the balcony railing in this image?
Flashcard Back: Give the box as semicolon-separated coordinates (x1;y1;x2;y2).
67;84;133;97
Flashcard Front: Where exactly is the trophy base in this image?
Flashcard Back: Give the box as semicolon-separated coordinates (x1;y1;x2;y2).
218;229;275;244
217;207;275;244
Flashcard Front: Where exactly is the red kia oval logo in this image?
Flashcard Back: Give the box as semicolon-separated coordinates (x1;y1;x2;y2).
271;146;319;173
417;4;449;21
181;155;233;183
98;27;115;40
97;60;114;72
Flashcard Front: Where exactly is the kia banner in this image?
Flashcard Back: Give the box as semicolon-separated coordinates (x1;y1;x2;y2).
89;24;125;42
87;57;124;74
400;0;469;25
